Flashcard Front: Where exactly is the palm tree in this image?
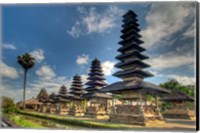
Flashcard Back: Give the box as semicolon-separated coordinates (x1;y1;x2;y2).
17;53;35;110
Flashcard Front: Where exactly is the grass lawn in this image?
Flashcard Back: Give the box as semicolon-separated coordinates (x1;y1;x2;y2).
15;110;196;131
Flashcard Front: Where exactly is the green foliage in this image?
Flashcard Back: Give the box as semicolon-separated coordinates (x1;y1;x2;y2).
9;115;44;128
160;79;194;97
18;111;134;129
159;79;195;111
1;96;17;114
17;53;35;70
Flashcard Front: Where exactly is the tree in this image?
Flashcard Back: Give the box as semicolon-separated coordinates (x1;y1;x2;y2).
159;79;195;111
1;96;16;114
160;79;194;97
17;53;35;110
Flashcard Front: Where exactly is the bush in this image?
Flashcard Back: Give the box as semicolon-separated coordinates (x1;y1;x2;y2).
1;96;17;114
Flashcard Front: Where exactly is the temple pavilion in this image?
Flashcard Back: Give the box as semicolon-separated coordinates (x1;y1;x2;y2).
69;74;85;116
84;58;112;119
99;10;170;126
160;91;195;120
37;88;49;112
47;92;58;113
56;85;71;115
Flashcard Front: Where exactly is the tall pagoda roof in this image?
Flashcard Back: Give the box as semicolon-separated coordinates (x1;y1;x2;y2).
99;78;171;94
160;92;194;102
116;51;149;60
37;88;49;103
117;42;145;52
83;92;112;99
115;59;150;69
85;58;107;94
113;68;153;79
70;74;85;98
47;92;58;103
122;10;137;18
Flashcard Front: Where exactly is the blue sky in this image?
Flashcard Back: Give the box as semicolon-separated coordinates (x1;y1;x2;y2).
1;2;196;102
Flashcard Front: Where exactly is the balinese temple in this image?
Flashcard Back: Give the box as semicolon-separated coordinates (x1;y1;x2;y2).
99;10;170;126
37;88;49;103
46;92;58;113
84;58;112;119
57;85;71;115
69;74;85;116
36;88;49;112
160;91;195;120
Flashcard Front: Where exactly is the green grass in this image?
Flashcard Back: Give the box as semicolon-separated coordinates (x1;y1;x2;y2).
17;110;134;129
9;114;45;128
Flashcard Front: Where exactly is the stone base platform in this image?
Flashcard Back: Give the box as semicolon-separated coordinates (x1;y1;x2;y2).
109;114;165;126
84;113;109;119
162;109;195;120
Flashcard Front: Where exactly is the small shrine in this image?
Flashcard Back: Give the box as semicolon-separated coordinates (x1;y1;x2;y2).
84;58;112;119
36;88;49;112
160;91;195;120
47;92;58;114
69;74;85;116
99;10;170;126
56;85;71;115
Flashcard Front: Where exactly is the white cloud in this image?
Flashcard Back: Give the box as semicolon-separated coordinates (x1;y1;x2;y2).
183;21;195;38
145;52;194;70
3;44;17;50
30;49;45;63
101;61;116;76
67;21;82;38
67;6;124;38
141;3;194;48
1;61;19;79
1;75;72;102
80;74;88;85
167;74;195;85
76;54;89;65
36;65;56;80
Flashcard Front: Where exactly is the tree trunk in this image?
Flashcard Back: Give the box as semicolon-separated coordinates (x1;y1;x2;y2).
23;69;28;110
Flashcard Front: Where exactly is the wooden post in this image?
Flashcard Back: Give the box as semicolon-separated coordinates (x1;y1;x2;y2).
112;93;115;114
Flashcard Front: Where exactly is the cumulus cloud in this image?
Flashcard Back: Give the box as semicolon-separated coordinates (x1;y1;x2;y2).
36;65;56;80
76;54;89;65
2;44;17;50
101;61;116;76
67;6;124;38
80;74;88;85
1;61;19;79
30;49;45;63
183;21;196;38
1;76;72;102
145;52;194;70
167;74;195;85
141;3;195;48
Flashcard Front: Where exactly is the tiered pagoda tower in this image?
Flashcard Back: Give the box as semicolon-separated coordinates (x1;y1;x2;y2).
57;85;70;102
57;85;71;114
69;74;85;116
70;74;85;99
37;88;49;112
100;10;170;125
113;10;153;81
84;58;112;119
37;88;49;103
47;92;58;113
85;58;107;93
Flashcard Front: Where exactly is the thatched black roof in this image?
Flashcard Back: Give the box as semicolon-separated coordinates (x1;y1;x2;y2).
99;78;171;94
83;92;112;99
160;92;194;102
